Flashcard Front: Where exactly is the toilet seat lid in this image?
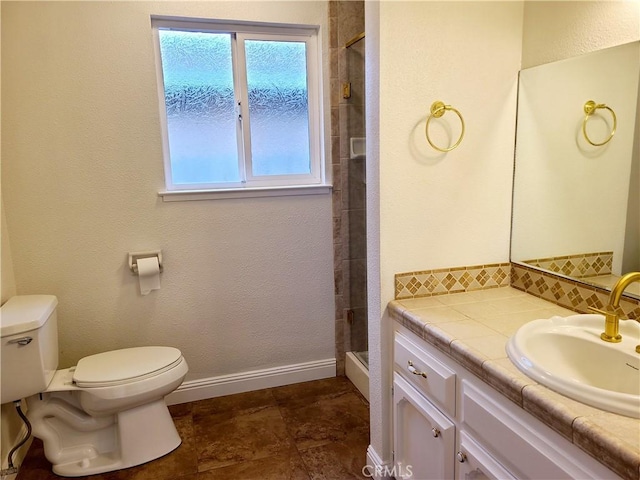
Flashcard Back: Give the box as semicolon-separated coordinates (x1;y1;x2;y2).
73;346;183;388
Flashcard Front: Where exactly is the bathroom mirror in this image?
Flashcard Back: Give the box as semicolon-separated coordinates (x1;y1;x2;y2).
511;41;640;299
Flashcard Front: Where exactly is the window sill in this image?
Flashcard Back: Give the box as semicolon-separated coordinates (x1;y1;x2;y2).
158;184;333;202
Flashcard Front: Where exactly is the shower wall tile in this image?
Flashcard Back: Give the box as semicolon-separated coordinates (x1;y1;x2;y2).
341;259;351;308
330;77;341;111
347;209;367;261
347;104;366;137
339;103;349;139
349;259;367;309
340;210;351;260
332;164;342;191
331;107;340;137
329;16;338;48
345;158;366;210
350;307;368;353
336;1;364;46
332;215;342;244
329;0;337;17
331;136;340;165
331;189;342;219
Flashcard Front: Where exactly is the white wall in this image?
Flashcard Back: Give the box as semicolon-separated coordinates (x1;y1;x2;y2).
2;1;334;384
522;1;640;68
1;205;16;304
0;1;26;463
367;0;524;467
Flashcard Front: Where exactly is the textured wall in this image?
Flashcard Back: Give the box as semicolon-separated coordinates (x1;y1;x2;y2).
1;201;16;304
522;1;640;68
2;1;335;381
367;0;524;465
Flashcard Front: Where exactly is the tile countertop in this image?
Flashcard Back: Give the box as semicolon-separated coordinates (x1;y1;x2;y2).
388;287;640;480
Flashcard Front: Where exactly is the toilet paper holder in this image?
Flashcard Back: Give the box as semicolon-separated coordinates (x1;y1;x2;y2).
128;251;163;275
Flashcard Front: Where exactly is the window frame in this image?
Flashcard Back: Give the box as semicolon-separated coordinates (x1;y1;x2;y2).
151;17;328;199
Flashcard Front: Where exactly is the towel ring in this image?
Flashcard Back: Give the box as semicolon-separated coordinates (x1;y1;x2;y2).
582;100;617;146
425;101;465;152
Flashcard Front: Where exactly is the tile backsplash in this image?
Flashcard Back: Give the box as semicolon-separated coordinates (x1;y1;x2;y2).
394;263;511;300
394;261;640;320
511;262;639;320
522;251;613;278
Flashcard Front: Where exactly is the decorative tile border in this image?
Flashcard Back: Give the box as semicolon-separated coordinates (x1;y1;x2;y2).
394;263;511;300
522;252;613;279
511;263;640;320
395;261;639;320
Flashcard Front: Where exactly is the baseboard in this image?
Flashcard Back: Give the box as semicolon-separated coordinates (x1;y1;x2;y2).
165;358;336;405
345;352;370;401
365;445;396;480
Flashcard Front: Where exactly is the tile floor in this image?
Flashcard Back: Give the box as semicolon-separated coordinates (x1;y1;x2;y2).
16;377;370;480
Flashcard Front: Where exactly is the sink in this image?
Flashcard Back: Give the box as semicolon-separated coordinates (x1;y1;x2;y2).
506;314;640;418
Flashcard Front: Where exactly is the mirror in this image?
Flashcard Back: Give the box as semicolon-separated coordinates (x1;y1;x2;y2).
511;41;640;299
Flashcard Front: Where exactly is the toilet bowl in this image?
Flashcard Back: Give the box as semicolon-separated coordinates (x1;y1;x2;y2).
0;295;189;477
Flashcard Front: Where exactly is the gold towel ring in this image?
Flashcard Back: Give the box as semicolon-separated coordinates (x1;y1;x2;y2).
425;101;465;152
582;100;617;146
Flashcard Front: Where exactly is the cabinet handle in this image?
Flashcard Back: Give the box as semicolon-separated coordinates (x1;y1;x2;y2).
407;360;427;378
456;451;467;463
431;428;440;438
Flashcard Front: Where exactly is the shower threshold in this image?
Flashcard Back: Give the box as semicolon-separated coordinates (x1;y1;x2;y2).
345;351;369;401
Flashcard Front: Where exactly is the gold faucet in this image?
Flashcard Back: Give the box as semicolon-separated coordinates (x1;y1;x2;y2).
590;272;640;348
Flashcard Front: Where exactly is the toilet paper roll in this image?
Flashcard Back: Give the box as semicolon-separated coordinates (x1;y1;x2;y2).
137;257;161;295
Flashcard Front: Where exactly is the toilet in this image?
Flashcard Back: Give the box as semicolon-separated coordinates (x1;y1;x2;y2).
0;295;189;477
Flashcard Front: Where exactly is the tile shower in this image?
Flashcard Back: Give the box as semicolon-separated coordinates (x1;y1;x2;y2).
330;1;367;376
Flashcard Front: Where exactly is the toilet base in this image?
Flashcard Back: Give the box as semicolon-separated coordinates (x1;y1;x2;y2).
30;395;181;477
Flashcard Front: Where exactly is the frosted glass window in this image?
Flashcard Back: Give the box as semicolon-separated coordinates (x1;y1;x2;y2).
158;31;239;184
153;19;323;192
245;40;310;176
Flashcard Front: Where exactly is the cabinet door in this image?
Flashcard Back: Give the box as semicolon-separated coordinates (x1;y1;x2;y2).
393;373;455;480
455;432;516;480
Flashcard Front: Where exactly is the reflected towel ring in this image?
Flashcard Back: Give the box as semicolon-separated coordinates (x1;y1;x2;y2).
425;101;465;152
582;100;617;146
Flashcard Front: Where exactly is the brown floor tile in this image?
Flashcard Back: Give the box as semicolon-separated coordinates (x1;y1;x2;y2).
16;377;369;480
271;377;357;410
195;405;294;472
279;391;370;450
192;388;278;424
298;436;370;480
168;401;193;418
197;445;310;480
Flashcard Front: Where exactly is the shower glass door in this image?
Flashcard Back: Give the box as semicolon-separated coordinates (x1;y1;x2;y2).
345;34;367;367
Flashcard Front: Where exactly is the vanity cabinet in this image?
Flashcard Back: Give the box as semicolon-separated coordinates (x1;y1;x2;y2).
392;325;618;480
393;374;455;479
393;331;456;480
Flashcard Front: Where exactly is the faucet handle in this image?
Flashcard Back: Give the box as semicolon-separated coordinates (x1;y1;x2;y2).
588;306;609;315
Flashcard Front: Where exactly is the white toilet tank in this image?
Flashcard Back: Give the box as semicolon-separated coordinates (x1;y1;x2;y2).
1;295;59;404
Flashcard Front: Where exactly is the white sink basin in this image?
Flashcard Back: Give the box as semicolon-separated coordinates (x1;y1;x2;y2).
506;314;640;418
